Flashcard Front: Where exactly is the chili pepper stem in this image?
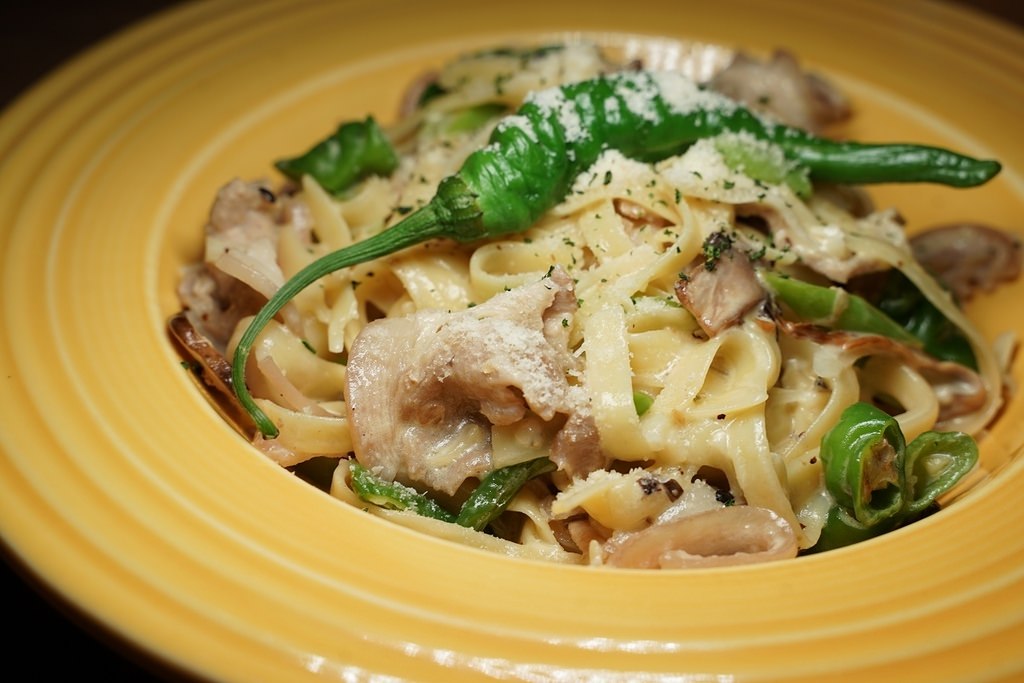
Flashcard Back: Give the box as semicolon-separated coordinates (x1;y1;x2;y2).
231;204;446;438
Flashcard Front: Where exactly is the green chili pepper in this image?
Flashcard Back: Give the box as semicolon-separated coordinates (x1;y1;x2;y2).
416;81;447;108
902;430;978;517
275;116;398;194
349;456;555;532
348;461;455;522
767;269;977;368
872;270;977;369
900;301;977;369
235;71;1000;436
773;135;1000;188
428;102;509;137
762;271;921;345
633;391;654;416
714;132;812;197
809;505;897;553
454;457;555;531
820;402;907;528
812;402;979;553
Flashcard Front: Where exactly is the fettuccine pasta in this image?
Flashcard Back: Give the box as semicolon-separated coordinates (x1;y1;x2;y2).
173;42;1019;568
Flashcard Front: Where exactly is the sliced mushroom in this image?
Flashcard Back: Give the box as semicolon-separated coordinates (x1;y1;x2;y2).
910;223;1022;302
176;264;267;351
603;505;798;569
708;49;851;134
550;411;605;479
167;312;255;437
675;236;766;336
397;69;441;118
812;183;876;219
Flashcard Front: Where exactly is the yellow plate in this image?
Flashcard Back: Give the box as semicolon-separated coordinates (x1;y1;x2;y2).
2;0;1023;680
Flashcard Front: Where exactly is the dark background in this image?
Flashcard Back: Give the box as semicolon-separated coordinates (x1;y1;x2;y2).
3;0;1024;111
1;1;1022;680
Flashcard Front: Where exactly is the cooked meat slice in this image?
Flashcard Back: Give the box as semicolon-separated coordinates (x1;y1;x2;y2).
344;267;598;495
205;179;287;299
675;236;766;336
178;178;313;349
910;223;1022;302
177;264;267;350
565;516;611;557
345;312;489;496
737;202;906;283
207;178;277;233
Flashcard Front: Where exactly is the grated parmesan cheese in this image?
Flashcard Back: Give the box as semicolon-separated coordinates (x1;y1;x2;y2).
569;149;653;195
496;115;540;143
525;88;589;143
650;71;737;117
602;94;623;125
615;72;661;123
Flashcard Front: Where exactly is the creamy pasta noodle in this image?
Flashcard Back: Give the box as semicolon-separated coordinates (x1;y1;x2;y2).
172;42;1021;568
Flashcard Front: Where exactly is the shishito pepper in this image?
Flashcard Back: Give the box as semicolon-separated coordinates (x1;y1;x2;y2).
812;402;979;552
454;457;555;531
348;461;455;522
872;269;978;369
820;401;908;528
348;458;554;534
902;430;978;517
761;271;923;345
275;117;398;194
233;70;1001;437
763;270;981;373
811;505;897;553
